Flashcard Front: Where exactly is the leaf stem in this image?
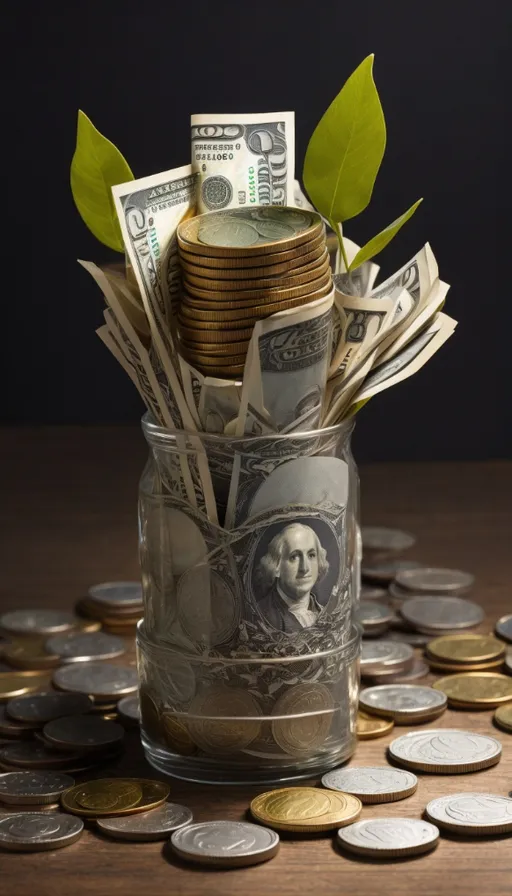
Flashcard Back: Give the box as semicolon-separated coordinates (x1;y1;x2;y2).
333;221;350;273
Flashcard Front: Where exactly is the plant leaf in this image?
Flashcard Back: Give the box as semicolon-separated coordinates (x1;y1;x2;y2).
348;199;423;271
70;110;133;252
303;54;386;224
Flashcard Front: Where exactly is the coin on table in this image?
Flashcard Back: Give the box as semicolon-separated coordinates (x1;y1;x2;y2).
494;703;512;733
433;672;512;708
45;632;125;664
271;683;334;757
2;638;61;671
426;633;506;665
87;582;143;608
399;596;484;634
427;657;505;673
356;601;394;637
395;567;474;594
362;560;422;586
337;818;439;858
0;706;40;738
0;741;83;769
360;585;389;601
360;641;414;674
504;649;512;675
250;787;362;832
0;611;77;638
356;712;394;740
61;778;169;817
187;687;262;755
0;671;51;701
363;657;430;685
97;801;193;841
161;712;198;756
360;684;447;724
388;729;502;773
495;614;512;644
426;793;512;835
322;767;418;804
385;630;431;647
361;527;416;554
116;695;140;726
53;662;139;699
43;715;125;752
6;693;93;724
0;811;84;851
170;820;279;868
0;771;75;805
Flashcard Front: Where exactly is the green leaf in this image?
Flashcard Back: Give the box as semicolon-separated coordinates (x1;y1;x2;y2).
70;110;133;252
348;198;423;271
303;54;386;224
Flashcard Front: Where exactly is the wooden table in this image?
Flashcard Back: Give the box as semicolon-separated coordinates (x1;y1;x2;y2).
0;428;510;895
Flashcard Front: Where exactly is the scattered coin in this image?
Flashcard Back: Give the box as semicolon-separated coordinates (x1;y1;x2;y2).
494;704;512;733
361;527;416;554
360;641;414;674
0;741;83;770
337;818;439;858
0;771;75;805
61;778;169;818
0;811;84;851
385;630;431;647
426;633;506;665
356;601;394;637
387;581;421;604
187;687;261;755
6;693;93;724
505;649;512;675
271;683;334;757
425;793;512;835
0;671;51;701
97;800;193;841
43;715;125;752
0;611;77;638
362;560;422;586
395;567;474;594
360;585;389;601
2;639;61;671
496;615;512;644
0;707;40;739
87;582;143;608
322;767;417;803
399;596;484;634
170;820;279;868
116;696;140;726
363;657;430;685
53;663;139;699
388;729;502;773
433;672;512;708
427;657;505;673
45;632;125;664
356;712;394;740
360;685;447;723
250;787;362;832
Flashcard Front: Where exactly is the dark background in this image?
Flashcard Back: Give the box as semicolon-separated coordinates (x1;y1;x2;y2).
5;1;511;460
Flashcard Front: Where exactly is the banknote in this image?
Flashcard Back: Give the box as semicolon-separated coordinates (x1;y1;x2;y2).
96;324;145;399
293;179;316;213
329;288;398;378
376;279;450;365
324;346;380;426
179;359;242;433
191;112;295;213
101;263;150;337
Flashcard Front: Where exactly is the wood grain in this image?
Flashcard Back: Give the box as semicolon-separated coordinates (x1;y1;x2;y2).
0;427;510;896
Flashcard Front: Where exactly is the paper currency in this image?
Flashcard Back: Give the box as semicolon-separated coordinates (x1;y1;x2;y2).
376;279;450;365
96;325;145;398
329;288;399;378
191;112;295;214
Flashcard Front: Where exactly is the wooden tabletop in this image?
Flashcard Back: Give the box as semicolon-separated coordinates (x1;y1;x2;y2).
0;427;510;896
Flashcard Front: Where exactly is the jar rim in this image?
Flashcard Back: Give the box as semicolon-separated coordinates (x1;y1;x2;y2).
141;412;355;446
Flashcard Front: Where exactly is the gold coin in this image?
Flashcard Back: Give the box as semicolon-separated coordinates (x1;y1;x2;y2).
139;688;163;742
187;365;243;378
182;253;331;292
187;686;262;755
183;353;247;369
177;313;255;333
427;634;506;664
179;338;249;356
73;619;102;633
356;711;395;740
250;787;362;832
178;323;253;344
180;288;330;323
0;671;51;701
427;658;505;673
177;208;324;258
271;683;334;757
179;246;328;282
183;270;332;303
162;711;198;756
433;672;512;707
61;778;169;817
2;639;61;671
494;703;512;733
178;230;326;269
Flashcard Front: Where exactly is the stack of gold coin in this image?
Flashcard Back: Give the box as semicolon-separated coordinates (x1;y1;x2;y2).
176;206;330;377
425;633;506;673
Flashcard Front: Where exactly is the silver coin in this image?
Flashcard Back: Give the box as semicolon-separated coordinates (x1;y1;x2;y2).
6;693;93;724
496;614;512;644
253;219;295;240
0;610;76;637
97;801;193;841
383;630;431;647
198;219;260;248
399;596;484;634
426;793;512;835
360;641;414;673
87;582;143;608
356;602;394;636
170;820;279;868
362;560;422;585
337;818;439;857
395;567;474;594
359;685;447;723
363;657;430;685
0;706;40;738
53;662;138;698
387;581;420;604
0;811;83;851
388;729;502;773
0;741;82;769
45;632;125;663
42;715;124;751
0;771;75;805
505;649;512;675
360;585;389;601
322;767;417;803
116;696;140;725
361;527;416;553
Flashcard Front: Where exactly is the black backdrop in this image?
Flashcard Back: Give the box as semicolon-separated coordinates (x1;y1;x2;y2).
5;1;511;460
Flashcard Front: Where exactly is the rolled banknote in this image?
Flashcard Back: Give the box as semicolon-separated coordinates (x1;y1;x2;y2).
376;279;450;365
191;112;295;214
